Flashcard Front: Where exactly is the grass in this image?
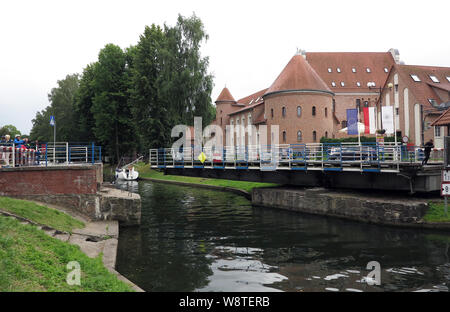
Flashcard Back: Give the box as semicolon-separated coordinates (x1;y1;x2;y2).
0;216;132;292
135;162;279;193
424;201;450;222
0;197;84;232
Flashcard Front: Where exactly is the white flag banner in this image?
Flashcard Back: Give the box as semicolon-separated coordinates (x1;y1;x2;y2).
381;106;394;134
369;107;377;134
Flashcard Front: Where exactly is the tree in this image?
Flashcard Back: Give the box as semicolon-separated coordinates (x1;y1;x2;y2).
160;14;215;127
130;24;172;151
0;124;21;138
90;44;136;163
130;14;215;151
30;74;80;142
75;63;98;142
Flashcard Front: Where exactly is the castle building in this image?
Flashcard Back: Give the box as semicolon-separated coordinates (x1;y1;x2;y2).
212;49;450;148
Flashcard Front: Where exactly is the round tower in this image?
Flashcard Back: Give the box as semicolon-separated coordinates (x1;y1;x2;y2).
263;54;335;144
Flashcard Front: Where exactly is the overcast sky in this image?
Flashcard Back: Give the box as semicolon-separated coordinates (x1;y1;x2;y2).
1;0;449;134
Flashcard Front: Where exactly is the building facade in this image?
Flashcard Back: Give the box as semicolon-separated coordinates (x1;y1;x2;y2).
211;49;450;147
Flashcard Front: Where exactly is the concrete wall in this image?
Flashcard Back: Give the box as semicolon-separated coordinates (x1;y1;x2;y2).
252;187;429;225
0;165;141;226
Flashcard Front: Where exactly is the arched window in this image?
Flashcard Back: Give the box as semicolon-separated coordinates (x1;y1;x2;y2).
297;106;302;117
325;131;328;138
282;107;286;118
282;131;286;143
341;120;347;128
297;131;302;142
313;131;317;142
312;106;316;116
325;107;328;117
271;108;274;119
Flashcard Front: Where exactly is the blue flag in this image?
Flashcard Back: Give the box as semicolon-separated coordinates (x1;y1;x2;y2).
50;116;55;127
347;109;358;135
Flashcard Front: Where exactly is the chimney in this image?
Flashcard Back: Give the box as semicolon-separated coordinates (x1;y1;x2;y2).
389;48;401;64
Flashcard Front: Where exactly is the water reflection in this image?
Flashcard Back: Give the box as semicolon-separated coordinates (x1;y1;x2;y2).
116;181;450;292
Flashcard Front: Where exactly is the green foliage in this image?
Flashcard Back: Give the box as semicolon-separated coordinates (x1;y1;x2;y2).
135;162;278;193
29;14;214;164
130;14;215;151
30;74;80;142
75;63;98;142
130;24;171;151
0;216;132;292
320;135;402;144
0;124;21;138
90;44;136;163
424;201;450;222
0;197;84;232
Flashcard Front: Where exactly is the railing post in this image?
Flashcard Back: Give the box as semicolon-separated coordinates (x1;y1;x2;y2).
91;142;94;164
45;143;48;167
66;142;69;164
12;143;15;167
99;146;102;163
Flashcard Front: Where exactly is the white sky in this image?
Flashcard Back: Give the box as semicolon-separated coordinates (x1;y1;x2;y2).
1;0;449;134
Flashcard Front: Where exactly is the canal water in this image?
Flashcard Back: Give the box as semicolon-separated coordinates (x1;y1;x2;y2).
115;180;450;292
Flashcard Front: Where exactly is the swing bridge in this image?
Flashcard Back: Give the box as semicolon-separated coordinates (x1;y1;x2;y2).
149;143;443;193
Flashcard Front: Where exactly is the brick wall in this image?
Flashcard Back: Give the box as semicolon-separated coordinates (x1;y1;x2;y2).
0;166;98;196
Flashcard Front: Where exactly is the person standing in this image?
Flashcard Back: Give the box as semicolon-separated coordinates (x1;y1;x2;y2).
422;139;434;165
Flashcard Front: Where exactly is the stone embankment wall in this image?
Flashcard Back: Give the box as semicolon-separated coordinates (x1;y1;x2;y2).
0;164;141;226
252;187;429;225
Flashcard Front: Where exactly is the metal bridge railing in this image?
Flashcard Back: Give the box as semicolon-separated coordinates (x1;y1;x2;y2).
149;143;443;172
0;142;102;168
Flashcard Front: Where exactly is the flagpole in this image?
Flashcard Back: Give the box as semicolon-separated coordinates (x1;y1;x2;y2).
54;120;56;165
357;106;361;146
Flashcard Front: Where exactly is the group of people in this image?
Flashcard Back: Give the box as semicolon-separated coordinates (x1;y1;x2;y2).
0;134;32;149
0;134;41;167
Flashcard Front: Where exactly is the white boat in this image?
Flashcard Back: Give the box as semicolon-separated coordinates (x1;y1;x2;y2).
115;156;143;181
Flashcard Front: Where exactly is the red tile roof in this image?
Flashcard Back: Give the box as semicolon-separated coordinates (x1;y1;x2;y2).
431;107;450;126
306;52;395;93
394;64;450;112
228;101;264;116
237;88;268;105
427;82;450;93
215;87;236;102
265;55;331;96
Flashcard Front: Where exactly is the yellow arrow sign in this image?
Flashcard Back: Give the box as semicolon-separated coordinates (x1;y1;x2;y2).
198;152;206;164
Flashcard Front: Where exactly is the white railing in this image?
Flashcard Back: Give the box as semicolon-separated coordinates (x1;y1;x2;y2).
149;143;443;172
0;142;102;168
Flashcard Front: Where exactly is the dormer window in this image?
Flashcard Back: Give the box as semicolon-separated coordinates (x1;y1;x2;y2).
249;99;254;105
429;75;440;83
447;76;450;82
356;82;361;87
428;99;437;106
328;68;332;73
331;81;336;87
352;68;356;73
366;68;371;73
384;68;389;73
337;67;341;73
411;74;421;82
340;82;345;87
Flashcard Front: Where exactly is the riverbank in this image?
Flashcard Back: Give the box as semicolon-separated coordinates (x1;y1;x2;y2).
131;163;450;228
134;162;278;196
0;196;137;292
253;187;450;230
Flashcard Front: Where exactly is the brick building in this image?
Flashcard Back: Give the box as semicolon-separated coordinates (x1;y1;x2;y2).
211;49;450;147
